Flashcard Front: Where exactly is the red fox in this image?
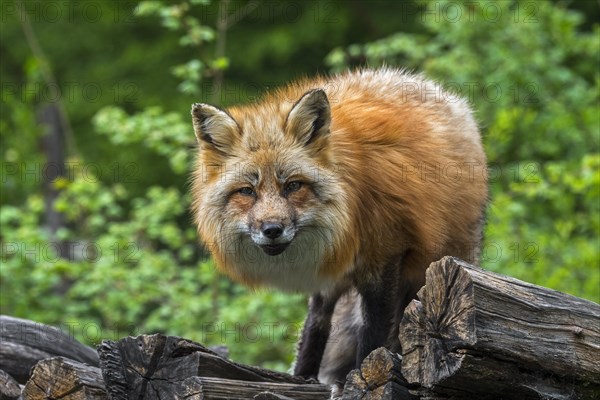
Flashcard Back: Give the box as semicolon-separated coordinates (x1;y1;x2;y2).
190;68;488;383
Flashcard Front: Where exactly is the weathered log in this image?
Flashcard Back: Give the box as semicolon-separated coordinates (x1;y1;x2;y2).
97;334;327;399
169;377;330;399
254;392;296;400
400;256;600;399
0;369;22;400
22;357;107;400
0;315;99;383
341;348;417;400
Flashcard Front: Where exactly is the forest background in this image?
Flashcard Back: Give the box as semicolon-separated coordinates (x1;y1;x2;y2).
1;0;599;371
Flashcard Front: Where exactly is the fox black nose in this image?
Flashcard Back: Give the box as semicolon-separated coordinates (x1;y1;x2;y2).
262;222;284;239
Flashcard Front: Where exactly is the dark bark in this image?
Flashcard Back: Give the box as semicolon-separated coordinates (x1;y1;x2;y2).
97;333;326;400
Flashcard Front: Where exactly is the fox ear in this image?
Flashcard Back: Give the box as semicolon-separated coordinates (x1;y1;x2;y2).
191;103;239;153
286;89;331;146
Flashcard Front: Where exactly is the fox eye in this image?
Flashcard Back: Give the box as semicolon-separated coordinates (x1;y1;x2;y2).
285;181;302;193
239;187;255;196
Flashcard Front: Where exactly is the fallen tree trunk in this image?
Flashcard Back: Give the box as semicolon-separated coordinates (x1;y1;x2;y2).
22;357;107;400
97;334;330;399
0;315;99;384
400;256;600;399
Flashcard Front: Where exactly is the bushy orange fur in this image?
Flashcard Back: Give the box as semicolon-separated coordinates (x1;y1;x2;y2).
191;68;487;292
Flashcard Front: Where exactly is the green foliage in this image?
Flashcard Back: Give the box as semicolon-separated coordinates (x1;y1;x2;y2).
327;0;600;302
135;0;220;95
1;0;598;375
93;106;192;174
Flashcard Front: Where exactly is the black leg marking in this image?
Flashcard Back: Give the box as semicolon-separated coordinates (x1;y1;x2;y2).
294;292;340;379
355;287;396;367
354;262;402;368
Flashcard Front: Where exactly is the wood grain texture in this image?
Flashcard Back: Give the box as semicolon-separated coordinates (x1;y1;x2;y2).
179;377;330;399
22;357;106;400
400;256;600;399
253;392;297;400
340;348;417;400
0;369;22;400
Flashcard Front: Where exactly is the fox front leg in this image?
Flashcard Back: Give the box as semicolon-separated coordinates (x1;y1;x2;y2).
354;254;426;366
293;292;339;379
354;261;403;367
354;284;398;366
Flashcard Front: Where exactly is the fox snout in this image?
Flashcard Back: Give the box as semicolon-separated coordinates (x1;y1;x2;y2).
262;222;284;239
250;219;295;256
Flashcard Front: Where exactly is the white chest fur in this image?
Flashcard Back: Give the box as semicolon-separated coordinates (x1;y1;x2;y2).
223;230;336;293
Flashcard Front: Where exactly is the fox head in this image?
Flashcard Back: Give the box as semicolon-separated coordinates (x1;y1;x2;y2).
191;89;356;292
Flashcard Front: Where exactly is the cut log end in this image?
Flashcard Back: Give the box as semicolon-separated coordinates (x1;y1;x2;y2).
22;357;107;400
400;256;477;386
341;348;416;400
